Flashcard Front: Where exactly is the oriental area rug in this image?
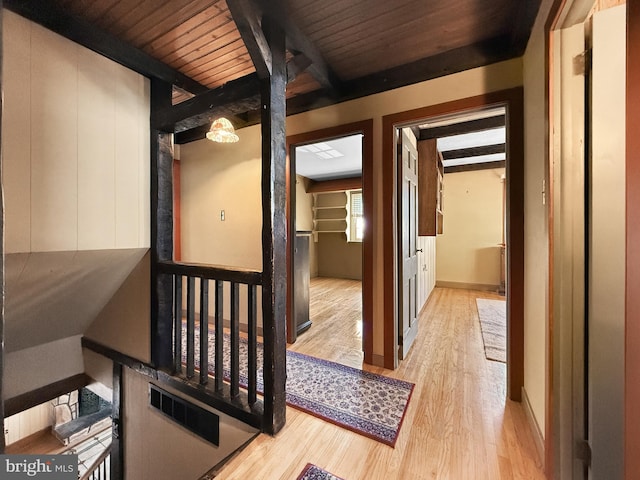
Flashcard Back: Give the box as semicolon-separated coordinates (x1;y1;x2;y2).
296;463;344;480
182;327;414;447
475;298;507;363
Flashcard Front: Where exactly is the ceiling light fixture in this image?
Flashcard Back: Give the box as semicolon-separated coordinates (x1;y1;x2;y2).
206;117;239;143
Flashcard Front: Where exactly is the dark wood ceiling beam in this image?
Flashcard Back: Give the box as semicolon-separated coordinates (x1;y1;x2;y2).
4;374;91;418
4;0;208;95
175;34;514;144
175;115;253;144
441;143;505;160
444;160;506;174
152;73;262;133
227;0;272;79
258;0;342;92
286;35;516;117
509;0;543;55
419;115;506;140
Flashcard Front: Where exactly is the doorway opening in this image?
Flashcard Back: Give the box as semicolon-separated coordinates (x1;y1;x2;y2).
394;107;508;363
286;120;374;366
382;88;524;401
291;134;364;366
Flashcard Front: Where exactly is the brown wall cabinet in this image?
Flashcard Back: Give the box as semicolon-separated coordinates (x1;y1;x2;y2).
417;139;444;236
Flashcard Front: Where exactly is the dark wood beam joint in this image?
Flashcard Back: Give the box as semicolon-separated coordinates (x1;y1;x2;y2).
227;0;272;79
152;73;262;133
287;53;312;84
258;0;342;93
4;0;207;95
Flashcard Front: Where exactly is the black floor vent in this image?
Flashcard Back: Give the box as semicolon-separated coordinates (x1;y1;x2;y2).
149;384;219;446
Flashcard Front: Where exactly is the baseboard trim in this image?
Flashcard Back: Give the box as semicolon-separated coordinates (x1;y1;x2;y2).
435;281;501;292
371;354;385;368
521;386;545;465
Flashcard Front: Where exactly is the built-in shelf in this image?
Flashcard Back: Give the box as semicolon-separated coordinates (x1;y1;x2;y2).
418;139;444;236
312;191;348;241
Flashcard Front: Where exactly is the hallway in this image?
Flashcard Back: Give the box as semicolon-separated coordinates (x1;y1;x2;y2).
217;286;544;479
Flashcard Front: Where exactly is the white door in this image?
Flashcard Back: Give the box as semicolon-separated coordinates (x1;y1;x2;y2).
398;128;419;359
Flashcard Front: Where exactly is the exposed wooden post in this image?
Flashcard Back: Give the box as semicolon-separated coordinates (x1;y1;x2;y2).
111;363;124;480
0;0;5;455
260;16;287;435
150;79;175;370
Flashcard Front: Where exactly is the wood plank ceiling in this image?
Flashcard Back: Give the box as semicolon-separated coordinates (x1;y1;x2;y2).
5;0;541;142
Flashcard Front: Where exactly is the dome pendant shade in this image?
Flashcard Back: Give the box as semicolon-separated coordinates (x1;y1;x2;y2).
206;117;239;143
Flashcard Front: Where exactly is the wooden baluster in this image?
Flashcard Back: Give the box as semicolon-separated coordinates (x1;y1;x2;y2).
199;278;209;385
248;284;258;405
173;275;183;374
214;280;224;393
230;282;240;398
186;276;196;379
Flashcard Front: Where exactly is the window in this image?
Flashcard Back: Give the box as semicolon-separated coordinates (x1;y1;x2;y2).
348;190;364;242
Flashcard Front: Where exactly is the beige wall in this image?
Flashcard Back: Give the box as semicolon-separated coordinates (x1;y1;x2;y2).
522;0;553;443
180;127;263;269
317;233;362;280
124;369;258;479
295;176;318;277
180;58;523;360
84;253;151;363
2;10;150;254
435;168;505;288
4;336;85;400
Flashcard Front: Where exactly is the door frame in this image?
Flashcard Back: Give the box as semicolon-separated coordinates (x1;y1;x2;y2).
286;120;374;363
381;88;525;401
626;1;640;477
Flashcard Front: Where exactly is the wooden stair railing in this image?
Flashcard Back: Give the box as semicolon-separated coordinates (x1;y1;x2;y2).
80;444;111;480
157;261;265;422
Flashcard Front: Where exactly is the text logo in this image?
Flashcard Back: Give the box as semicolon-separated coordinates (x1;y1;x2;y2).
0;455;77;479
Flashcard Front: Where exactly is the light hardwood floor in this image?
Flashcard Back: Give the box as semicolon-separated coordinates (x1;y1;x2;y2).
216;281;545;480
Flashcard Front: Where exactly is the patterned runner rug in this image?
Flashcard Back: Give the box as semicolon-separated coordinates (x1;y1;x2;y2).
296;463;344;480
475;298;506;362
183;327;414;447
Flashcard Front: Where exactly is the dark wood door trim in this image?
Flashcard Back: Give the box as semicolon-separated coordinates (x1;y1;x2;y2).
286;120;374;364
381;89;525;393
626;1;640;477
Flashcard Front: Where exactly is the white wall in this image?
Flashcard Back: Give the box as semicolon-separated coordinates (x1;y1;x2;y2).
180;58;523;360
417;236;437;310
4;403;53;446
2;10;150;254
2;11;152;396
436;168;505;289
